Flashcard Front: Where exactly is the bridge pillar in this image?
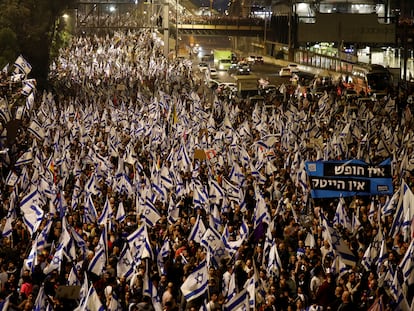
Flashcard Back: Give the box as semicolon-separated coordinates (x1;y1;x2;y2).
163;0;169;58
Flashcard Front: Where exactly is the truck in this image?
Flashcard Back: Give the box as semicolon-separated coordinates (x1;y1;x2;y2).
233;74;259;98
213;49;235;69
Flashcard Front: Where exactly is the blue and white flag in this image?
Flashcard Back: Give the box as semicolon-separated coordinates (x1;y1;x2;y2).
1;215;13;238
127;223;153;260
20;190;43;236
267;242;283;277
321;212;356;267
253;192;270;229
97;196;114;229
376;240;388;273
117;244;134;281
390;181;414;239
142;199;161;227
0;98;11;123
330;255;348;277
222;178;241;204
208;178;224;205
21;79;36;96
0;294;11;311
15;149;34;166
88;248;106;276
25;237;38;272
209;204;222;231
5;171;19;187
84;195;98;223
188;215;206;244
79;285;105;311
333;197;351;231
143;267;163;311
43;243;65;275
107;293;122;311
224;288;249;311
33;286;48;311
167;196;180;224
115;201;126;223
70;227;87;257
157;238;171;276
115;173;133;197
180;260;208;302
85;173;100;196
193;180;209;210
67;264;81;286
201;227;222;253
398;238;414;285
14;55;32;76
224;218;249;253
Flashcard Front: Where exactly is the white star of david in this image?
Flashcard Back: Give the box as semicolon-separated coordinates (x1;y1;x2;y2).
215;247;225;257
207;234;215;242
195;272;204;285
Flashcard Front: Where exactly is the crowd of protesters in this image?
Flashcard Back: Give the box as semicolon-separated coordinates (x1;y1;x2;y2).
0;29;413;311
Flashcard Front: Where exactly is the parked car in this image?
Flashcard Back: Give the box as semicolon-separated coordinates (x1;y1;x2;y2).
279;67;292;77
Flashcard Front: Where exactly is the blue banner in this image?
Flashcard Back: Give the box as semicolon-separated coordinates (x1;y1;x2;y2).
305;159;393;198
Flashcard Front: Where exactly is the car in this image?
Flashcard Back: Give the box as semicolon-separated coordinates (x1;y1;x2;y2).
237;64;250;75
255;56;264;64
279;67;292;77
288;63;299;73
246;55;256;65
218;82;238;93
198;62;209;72
228;63;239;75
209;67;218;78
260;84;277;95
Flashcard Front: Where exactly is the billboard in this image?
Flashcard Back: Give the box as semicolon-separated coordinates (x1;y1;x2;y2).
305;159;393;198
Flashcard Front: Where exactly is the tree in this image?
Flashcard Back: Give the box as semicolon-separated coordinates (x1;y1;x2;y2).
0;0;75;87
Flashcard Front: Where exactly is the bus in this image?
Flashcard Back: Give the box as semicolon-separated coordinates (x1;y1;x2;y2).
351;64;393;97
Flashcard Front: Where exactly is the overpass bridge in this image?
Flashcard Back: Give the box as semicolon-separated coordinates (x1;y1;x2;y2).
175;19;265;36
72;1;265;37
